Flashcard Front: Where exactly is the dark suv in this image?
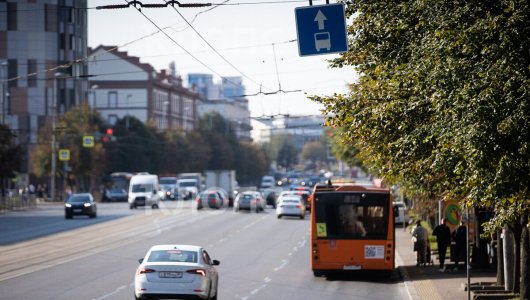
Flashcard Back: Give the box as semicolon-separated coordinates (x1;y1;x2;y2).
65;193;97;219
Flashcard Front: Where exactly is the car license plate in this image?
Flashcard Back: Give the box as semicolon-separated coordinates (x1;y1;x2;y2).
343;265;361;270
159;271;182;278
73;209;82;213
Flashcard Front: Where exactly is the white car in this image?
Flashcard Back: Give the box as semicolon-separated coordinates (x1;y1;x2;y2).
276;194;306;219
134;244;220;300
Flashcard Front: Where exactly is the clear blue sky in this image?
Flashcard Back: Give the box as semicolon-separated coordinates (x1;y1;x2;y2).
88;0;356;117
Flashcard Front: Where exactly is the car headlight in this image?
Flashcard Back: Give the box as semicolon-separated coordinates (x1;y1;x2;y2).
84;203;92;207
65;203;72;208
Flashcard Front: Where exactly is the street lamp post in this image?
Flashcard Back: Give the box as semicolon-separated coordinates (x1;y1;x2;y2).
126;94;131;129
90;85;98;110
1;62;8;125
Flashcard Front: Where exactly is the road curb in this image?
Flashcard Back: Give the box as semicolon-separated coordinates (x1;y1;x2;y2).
396;252;420;300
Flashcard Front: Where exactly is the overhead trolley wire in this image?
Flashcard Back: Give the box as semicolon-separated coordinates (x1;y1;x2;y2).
164;0;274;92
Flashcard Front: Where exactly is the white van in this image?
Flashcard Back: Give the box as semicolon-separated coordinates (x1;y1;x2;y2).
128;174;160;209
393;202;409;225
177;179;199;200
260;176;275;189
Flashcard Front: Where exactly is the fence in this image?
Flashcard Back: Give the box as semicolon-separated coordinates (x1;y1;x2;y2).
0;194;38;212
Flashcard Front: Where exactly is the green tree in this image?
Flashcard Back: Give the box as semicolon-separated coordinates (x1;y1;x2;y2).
233;141;270;185
300;141;326;164
0;124;22;196
312;1;530;295
106;117;161;173
32;104;106;192
277;138;298;170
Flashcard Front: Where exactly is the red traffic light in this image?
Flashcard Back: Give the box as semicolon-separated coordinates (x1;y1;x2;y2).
106;128;113;135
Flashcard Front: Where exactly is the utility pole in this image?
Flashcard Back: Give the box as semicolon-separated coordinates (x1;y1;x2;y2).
51;72;63;201
1;62;7;125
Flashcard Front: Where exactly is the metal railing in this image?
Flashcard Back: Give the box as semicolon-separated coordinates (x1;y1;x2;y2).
0;194;38;212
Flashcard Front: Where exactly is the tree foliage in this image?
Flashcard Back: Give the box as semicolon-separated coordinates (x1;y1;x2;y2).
300;141;326;163
32;104;106;190
312;0;530;294
0;124;22;179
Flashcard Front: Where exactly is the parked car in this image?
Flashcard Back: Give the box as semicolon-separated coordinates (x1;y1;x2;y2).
234;191;266;213
196;190;226;210
276;194;306;219
65;193;97;219
134;244;220;300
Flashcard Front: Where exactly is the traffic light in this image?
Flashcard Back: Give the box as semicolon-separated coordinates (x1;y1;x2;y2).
102;127;113;143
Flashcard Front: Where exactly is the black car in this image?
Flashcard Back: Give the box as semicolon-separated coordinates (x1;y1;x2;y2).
65;193;97;219
264;190;278;208
102;188;128;202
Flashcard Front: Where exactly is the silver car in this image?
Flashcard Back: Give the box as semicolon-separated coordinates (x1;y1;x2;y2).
135;244;220;300
276;194;306;219
234;191;266;213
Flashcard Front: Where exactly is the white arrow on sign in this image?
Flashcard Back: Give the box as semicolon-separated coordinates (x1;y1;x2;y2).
314;10;327;30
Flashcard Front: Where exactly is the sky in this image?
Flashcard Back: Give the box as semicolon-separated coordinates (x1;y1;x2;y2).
87;0;357;117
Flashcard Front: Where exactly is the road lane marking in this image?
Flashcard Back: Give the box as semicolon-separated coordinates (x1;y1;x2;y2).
91;284;127;300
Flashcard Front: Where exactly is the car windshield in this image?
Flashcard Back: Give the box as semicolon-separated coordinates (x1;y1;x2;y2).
147;250;198;263
68;195;90;203
179;181;196;187
159;178;177;185
111;189;124;193
132;184;153;193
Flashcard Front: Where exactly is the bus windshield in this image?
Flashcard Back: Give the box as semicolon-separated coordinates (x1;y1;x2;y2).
314;192;389;240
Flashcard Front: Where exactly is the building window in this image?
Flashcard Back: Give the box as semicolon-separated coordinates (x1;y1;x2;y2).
108;92;117;108
59;33;66;50
27;60;37;87
8;59;17;88
7;2;17;31
45;4;57;32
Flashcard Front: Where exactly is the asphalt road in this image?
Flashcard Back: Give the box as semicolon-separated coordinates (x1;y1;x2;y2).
0;201;409;300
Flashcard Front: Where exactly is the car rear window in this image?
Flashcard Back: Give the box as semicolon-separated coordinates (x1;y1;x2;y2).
147;250;198;263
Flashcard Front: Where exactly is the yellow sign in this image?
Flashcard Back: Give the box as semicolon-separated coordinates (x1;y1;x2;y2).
316;223;327;238
82;135;95;148
58;149;70;161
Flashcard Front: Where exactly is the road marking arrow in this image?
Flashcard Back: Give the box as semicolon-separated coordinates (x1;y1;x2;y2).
314;10;327;30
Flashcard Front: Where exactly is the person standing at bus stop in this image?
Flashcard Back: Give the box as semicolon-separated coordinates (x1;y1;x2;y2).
452;220;467;270
411;220;428;267
433;218;452;272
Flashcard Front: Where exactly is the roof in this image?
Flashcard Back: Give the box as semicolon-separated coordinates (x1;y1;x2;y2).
148;245;202;252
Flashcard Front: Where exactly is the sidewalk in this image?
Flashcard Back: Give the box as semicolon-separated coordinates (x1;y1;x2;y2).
395;227;497;300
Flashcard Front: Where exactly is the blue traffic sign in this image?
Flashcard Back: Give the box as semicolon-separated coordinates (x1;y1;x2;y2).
295;3;348;56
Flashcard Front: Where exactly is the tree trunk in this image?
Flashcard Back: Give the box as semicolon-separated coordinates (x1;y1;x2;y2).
512;223;522;294
520;213;529;300
504;226;515;291
497;229;504;286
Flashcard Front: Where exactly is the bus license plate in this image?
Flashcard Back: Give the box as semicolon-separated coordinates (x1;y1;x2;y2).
159;271;182;278
343;265;361;270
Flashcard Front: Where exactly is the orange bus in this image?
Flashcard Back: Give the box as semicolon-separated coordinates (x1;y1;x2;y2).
310;183;395;276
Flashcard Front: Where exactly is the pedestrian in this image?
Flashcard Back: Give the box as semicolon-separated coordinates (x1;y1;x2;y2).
452;220;467;270
411;219;429;267
433;218;452;272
